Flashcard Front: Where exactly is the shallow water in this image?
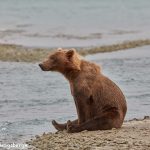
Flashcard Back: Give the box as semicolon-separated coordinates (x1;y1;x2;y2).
0;0;150;47
0;46;150;143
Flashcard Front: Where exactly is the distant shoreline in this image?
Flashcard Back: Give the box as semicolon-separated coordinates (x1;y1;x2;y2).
1;39;150;62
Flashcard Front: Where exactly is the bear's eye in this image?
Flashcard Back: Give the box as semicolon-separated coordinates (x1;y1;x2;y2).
50;57;57;62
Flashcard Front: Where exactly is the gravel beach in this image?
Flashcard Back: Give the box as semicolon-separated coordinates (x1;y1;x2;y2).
27;117;150;150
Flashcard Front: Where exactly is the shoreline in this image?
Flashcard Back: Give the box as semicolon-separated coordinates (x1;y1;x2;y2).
1;39;150;62
27;116;150;150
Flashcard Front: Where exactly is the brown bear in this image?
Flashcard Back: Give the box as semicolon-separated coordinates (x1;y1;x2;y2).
39;48;127;133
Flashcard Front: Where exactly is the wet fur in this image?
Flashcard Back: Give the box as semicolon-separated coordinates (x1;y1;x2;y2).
39;49;127;133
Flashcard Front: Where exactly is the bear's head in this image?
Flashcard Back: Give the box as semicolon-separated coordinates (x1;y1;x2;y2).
39;48;81;73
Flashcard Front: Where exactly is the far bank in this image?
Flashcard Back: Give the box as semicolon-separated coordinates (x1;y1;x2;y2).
1;39;150;62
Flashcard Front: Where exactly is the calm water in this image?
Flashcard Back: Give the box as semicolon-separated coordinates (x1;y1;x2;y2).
0;46;150;143
0;0;150;47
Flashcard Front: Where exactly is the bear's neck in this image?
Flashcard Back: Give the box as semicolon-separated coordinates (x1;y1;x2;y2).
62;69;80;81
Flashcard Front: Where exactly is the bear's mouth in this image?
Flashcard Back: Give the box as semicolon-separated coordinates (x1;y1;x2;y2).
39;64;54;71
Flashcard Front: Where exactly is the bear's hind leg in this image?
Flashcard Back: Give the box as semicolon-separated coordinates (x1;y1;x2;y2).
67;115;119;133
52;119;78;131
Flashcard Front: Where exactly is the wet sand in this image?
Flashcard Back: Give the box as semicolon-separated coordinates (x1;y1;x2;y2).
1;39;150;62
27;117;150;150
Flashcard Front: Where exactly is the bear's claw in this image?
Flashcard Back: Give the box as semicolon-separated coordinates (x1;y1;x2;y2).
67;120;72;132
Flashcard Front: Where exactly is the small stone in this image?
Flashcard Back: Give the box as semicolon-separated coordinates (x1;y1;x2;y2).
35;135;40;139
81;130;88;133
144;116;150;120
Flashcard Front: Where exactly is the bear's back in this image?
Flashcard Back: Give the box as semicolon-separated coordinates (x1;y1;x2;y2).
93;75;127;117
73;59;127;120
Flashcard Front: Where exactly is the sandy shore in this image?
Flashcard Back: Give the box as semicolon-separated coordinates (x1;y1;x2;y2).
27;117;150;150
1;39;150;62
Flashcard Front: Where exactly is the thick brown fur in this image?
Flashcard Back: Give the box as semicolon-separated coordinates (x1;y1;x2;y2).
39;48;127;133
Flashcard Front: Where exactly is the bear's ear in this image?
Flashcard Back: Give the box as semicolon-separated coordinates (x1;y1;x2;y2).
57;48;63;51
66;49;76;60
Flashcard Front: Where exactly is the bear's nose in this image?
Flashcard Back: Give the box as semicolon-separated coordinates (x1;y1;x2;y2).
39;63;43;70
